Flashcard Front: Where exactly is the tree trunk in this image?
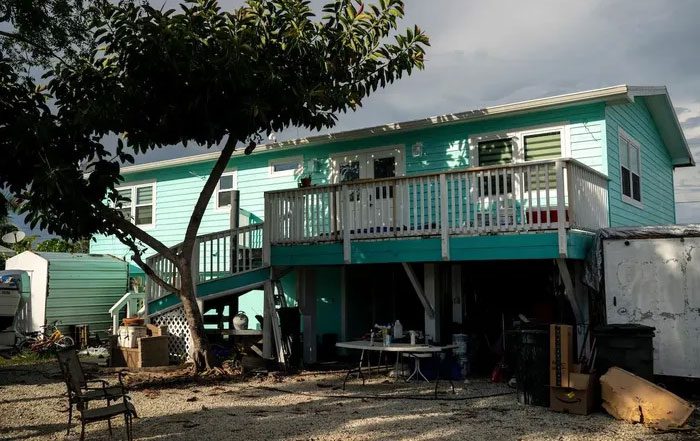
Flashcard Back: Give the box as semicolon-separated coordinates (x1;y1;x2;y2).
178;263;216;372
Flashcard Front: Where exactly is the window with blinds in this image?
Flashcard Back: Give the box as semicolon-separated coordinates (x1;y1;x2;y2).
525;131;561;189
478;138;513;166
524;131;561;161
478;138;513;195
115;183;155;226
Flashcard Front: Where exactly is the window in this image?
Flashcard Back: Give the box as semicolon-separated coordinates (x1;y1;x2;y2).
471;125;567;196
116;183;155;227
269;157;303;176
619;130;642;205
216;171;237;209
525;132;561;189
478;138;513;166
524;131;562;161
478;138;514;195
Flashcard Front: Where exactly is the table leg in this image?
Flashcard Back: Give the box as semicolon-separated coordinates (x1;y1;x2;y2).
359;349;366;384
434;352;456;398
393;352;401;382
434;353;440;398
343;350;367;390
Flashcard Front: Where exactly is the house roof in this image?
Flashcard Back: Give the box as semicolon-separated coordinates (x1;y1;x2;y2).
121;84;694;174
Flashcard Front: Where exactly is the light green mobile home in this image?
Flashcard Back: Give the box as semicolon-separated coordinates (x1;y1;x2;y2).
5;252;129;335
91;85;694;364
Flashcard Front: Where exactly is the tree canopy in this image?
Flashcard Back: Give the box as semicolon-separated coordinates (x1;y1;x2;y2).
0;0;428;369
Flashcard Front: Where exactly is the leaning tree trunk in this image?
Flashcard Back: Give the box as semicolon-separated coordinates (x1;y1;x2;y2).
178;263;216;372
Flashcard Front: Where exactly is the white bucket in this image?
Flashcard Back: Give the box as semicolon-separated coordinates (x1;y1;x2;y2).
118;326;147;348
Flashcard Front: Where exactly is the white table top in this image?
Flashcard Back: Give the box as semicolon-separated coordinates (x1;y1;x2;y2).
336;340;458;353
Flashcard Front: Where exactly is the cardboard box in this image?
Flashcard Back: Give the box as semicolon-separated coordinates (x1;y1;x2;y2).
549;324;573;387
550;372;594;415
113;336;170;369
146;324;169;337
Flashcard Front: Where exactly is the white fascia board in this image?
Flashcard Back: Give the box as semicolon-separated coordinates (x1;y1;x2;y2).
629;87;695;168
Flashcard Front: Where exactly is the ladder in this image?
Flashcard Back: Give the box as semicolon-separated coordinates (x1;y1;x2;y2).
265;280;294;369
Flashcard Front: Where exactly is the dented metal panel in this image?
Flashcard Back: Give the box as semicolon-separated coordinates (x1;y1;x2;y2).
604;237;700;378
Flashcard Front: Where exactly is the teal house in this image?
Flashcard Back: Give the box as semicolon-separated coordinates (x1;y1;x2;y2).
91;85;694;364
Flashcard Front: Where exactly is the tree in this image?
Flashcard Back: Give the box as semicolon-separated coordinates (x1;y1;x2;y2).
0;0;100;70
35;238;89;253
0;0;429;371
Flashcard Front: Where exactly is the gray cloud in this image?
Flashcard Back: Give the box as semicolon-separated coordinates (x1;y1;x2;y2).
682;117;700;131
102;1;700;225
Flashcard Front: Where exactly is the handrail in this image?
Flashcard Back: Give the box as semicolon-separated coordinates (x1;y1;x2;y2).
264;159;610;260
145;222;266;303
264;158;607;196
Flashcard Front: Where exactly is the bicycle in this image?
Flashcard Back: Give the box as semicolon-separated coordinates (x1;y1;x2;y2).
17;320;75;353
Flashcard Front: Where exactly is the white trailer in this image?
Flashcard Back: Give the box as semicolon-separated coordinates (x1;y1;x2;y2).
604;236;700;378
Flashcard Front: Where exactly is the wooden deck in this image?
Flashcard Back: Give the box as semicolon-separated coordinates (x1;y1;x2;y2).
264;158;609;261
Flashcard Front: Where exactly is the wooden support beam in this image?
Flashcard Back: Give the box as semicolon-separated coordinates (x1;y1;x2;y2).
451;264;463;325
262;280;274;359
297;268;317;364
424;264;441;342
401;262;435;318
340;266;347;342
556;258;589;359
555;258;582;324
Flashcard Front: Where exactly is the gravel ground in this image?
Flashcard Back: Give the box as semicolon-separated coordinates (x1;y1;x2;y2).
1;362;698;441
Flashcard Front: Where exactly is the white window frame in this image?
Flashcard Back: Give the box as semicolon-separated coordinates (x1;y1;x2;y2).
215;170;238;211
468;122;571;166
618;128;643;208
269;156;304;177
115;182;156;229
329;145;405;184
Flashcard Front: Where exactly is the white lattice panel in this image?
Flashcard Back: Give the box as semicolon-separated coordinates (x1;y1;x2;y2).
153;308;191;360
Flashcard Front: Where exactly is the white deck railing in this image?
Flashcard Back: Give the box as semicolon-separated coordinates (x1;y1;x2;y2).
264;159;609;258
145;223;265;303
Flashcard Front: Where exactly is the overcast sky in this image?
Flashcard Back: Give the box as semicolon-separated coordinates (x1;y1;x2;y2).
139;0;700;223
9;0;700;235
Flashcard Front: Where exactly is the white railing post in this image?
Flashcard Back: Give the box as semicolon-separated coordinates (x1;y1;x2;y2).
555;160;567;257
263;197;271;266
566;159;576;228
342;184;351;264
439;173;450;260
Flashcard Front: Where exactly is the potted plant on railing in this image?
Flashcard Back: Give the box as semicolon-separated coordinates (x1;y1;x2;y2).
299;175;312;188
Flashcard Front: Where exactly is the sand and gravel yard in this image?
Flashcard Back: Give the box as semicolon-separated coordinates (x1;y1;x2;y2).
1;361;698;441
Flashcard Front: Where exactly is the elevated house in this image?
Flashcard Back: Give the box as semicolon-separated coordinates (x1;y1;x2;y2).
91;85;694;366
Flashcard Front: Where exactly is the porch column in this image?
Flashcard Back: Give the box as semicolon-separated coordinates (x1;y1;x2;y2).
424;264;441;343
340;266;347;342
573;261;591;358
262;280;274;359
298;268;317;364
451;264;463;325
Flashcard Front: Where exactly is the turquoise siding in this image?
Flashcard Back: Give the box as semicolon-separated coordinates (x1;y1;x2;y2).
605;98;676;226
43;253;128;334
313;267;342;337
91;102;606;262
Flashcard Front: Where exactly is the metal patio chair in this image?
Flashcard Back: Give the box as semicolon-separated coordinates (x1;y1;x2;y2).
66;368;137;441
55;348;131;434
